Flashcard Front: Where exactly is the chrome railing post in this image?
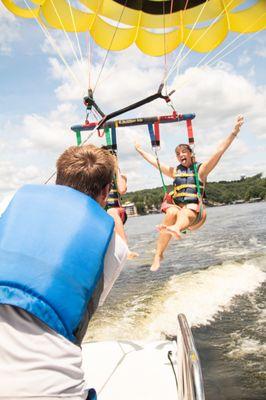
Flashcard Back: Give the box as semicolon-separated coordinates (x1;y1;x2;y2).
176;314;205;400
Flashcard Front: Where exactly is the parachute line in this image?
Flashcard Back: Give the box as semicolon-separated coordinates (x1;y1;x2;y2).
200;15;266;68
86;0;104;92
165;0;209;83
22;0;82;89
86;32;92;91
161;0;185;100
162;0;167;83
175;14;266;94
164;0;236;84
49;0;86;84
93;0;129;95
66;0;85;73
166;16;265;97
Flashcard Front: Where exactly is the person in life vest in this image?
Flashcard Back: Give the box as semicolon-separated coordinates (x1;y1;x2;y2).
0;144;128;399
105;150;139;260
135;115;244;271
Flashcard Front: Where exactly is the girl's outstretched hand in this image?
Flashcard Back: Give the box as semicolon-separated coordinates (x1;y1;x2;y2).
233;115;244;136
135;142;142;152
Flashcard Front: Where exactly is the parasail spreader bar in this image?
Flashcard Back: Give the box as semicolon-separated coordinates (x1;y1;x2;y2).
71;113;195;133
97;83;175;125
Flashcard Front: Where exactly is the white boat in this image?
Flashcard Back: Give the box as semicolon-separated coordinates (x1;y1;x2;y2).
82;314;205;400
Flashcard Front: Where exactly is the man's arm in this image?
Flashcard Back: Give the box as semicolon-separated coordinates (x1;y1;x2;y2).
199;115;244;182
99;232;128;306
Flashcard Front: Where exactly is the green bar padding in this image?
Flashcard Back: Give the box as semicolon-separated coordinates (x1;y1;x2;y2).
76;131;81;146
104;127;112;147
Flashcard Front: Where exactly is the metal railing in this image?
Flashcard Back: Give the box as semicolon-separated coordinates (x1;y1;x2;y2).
176;313;205;400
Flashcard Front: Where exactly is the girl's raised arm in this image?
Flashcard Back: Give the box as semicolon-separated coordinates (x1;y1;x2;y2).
114;157;127;195
199;115;244;182
135;142;175;178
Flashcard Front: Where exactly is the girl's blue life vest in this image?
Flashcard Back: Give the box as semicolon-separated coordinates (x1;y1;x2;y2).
0;184;114;344
170;163;205;204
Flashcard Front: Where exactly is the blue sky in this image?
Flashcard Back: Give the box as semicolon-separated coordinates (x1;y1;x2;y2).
0;0;265;198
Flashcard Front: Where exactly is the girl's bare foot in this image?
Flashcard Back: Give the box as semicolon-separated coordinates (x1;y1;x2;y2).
156;224;171;234
150;254;163;271
127;251;139;260
164;225;181;239
156;224;181;239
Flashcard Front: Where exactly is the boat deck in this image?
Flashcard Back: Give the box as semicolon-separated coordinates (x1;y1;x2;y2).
82;340;178;400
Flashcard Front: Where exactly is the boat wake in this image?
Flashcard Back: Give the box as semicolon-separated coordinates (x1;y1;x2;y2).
86;254;266;341
146;255;266;338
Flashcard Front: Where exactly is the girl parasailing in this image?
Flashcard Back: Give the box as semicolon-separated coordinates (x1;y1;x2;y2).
135;115;244;271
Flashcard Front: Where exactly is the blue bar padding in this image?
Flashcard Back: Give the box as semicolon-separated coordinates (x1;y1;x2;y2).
111;126;117;149
148;123;156;146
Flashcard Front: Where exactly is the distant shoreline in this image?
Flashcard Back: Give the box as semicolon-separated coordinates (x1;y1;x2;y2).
123;174;266;216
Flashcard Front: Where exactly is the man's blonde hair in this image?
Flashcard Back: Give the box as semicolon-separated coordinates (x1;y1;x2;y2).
56;144;115;199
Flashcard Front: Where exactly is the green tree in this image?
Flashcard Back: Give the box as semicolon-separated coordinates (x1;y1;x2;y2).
135;202;146;215
123;173;265;212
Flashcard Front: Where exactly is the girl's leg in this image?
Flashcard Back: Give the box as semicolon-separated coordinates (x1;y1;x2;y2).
107;208;127;243
107;208;139;259
151;207;179;271
160;207;197;239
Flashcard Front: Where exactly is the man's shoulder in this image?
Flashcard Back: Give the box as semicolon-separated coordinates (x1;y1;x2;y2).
0;192;15;217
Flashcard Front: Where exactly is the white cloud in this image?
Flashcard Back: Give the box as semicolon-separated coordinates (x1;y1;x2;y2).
254;36;266;58
47;46;163;110
247;65;255;78
170;64;266;137
20;102;78;151
41;31;83;59
255;48;266;58
0;2;20;54
0;161;40;193
237;50;251;67
0;103;82;195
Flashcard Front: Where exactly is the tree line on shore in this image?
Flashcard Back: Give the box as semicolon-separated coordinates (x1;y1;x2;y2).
122;173;266;215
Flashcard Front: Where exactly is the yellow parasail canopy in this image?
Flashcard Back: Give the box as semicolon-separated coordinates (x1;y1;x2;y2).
1;0;265;56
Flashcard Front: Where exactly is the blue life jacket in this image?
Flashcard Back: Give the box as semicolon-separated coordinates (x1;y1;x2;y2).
0;184;114;344
171;163;204;204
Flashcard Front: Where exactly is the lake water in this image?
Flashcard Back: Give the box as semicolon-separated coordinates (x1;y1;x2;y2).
86;202;266;400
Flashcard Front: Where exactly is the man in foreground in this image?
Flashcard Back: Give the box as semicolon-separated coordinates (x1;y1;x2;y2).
0;144;128;399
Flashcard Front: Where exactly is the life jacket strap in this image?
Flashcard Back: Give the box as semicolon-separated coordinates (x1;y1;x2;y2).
173;192;198;198
174;172;195;178
106;180;122;208
174;184;196;191
175;183;204;190
192;199;205;224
